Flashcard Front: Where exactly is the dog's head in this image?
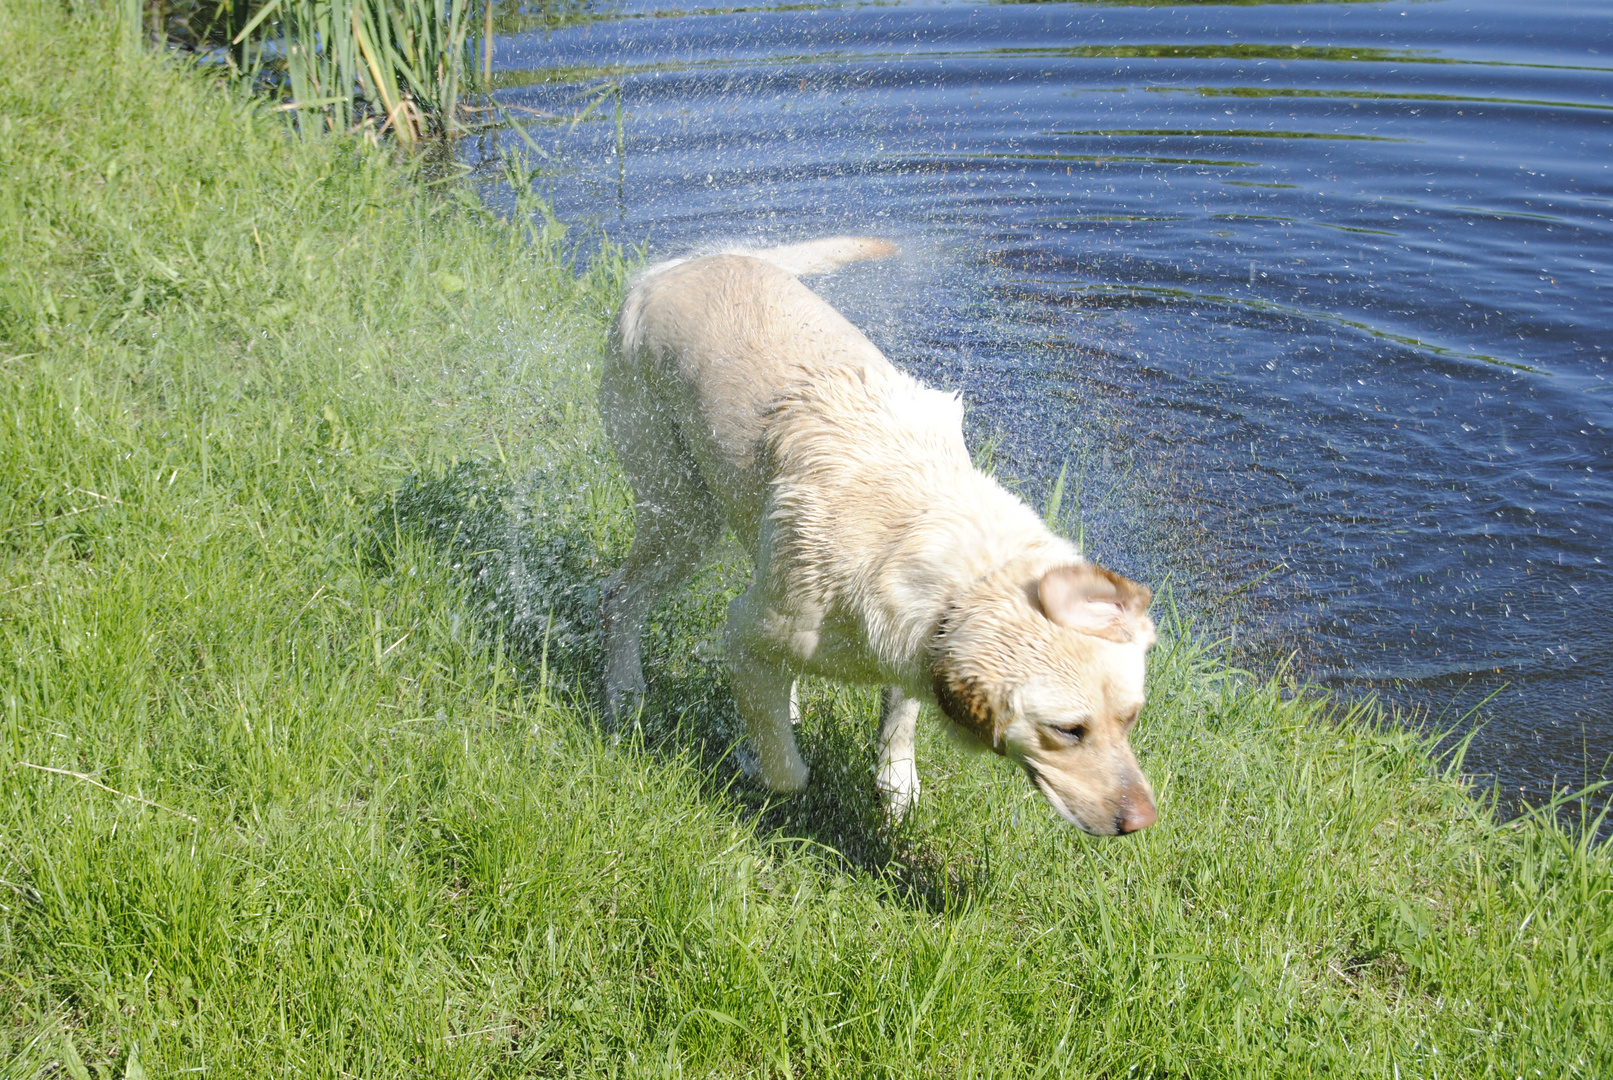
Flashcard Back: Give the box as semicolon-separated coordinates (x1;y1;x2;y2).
931;562;1158;836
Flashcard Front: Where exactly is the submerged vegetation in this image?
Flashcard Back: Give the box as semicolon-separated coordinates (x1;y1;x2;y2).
2;1;1611;1076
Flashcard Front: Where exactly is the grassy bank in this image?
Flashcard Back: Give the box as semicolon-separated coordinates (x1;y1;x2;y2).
2;2;1610;1076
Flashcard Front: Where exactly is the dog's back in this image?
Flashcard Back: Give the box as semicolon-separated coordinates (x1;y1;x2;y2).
609;240;898;550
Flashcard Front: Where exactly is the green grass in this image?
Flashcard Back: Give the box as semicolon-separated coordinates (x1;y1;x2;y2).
2;2;1611;1076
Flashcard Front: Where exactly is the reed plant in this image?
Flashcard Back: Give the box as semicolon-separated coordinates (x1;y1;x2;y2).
119;0;598;143
235;0;481;141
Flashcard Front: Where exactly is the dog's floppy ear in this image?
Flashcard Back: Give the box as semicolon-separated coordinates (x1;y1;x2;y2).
1037;564;1152;642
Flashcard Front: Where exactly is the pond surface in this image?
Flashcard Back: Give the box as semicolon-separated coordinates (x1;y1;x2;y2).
473;0;1613;810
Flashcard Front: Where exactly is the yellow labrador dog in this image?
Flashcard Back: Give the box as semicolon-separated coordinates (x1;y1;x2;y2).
600;237;1158;834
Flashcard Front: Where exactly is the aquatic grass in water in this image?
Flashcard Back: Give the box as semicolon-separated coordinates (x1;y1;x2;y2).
120;0;595;141
243;0;482;140
2;2;1612;1076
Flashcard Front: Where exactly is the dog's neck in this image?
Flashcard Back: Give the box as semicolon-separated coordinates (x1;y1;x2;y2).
871;475;1080;716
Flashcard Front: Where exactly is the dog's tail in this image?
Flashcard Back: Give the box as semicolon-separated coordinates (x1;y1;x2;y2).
626;235;898;295
730;235;898;276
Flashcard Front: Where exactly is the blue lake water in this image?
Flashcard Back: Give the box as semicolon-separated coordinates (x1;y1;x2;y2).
472;0;1613;810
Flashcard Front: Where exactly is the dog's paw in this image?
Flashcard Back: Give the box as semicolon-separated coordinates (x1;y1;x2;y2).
765;758;810;794
876;762;920;821
734;745;810;794
758;748;809;794
603;686;646;734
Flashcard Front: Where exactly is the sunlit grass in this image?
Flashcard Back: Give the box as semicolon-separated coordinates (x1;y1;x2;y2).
2;2;1610;1077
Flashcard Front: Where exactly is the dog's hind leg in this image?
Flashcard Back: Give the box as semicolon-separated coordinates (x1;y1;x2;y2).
876;686;922;820
600;375;722;727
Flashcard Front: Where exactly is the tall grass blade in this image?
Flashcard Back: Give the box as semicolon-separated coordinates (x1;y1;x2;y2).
1043;460;1068;527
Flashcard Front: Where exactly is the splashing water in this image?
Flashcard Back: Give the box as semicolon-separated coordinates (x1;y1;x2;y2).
464;0;1613;814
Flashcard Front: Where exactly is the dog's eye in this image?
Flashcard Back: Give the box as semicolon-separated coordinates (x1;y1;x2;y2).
1054;723;1088;743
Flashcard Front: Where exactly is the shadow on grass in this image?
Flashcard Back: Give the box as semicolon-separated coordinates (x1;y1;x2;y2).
370;461;990;912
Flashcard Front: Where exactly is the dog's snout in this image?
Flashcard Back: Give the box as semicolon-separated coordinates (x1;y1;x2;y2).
1115;786;1158;835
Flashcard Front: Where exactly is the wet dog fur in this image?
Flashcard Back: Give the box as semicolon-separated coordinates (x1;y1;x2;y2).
599;237;1158;834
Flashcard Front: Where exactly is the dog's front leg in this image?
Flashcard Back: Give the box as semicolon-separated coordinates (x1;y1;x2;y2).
877;686;922;819
725;597;810;793
728;648;809;793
